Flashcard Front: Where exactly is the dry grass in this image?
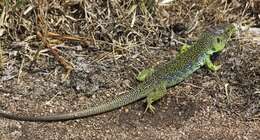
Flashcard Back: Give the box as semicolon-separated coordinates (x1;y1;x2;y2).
0;0;256;58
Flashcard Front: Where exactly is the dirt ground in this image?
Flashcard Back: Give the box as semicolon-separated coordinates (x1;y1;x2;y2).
0;0;259;139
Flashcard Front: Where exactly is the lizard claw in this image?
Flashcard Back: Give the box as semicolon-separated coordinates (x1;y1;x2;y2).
144;104;156;114
212;64;222;71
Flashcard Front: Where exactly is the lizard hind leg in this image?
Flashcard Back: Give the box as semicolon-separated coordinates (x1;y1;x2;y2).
144;82;167;113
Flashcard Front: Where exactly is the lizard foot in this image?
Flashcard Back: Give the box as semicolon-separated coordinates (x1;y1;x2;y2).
144;103;156;114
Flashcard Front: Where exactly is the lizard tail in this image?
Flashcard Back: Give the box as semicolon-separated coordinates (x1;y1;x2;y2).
0;88;146;122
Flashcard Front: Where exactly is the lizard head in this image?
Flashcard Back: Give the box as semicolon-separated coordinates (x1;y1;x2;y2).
207;24;238;54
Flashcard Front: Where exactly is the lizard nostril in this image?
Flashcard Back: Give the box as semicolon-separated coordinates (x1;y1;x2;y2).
217;37;221;43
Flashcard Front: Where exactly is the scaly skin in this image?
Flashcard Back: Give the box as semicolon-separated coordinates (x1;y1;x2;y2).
0;24;237;122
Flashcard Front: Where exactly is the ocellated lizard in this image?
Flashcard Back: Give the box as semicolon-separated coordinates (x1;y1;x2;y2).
0;24;237;122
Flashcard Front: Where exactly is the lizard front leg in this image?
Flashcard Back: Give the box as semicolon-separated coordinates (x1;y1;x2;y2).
136;67;155;82
205;55;221;71
180;44;191;54
145;82;167;113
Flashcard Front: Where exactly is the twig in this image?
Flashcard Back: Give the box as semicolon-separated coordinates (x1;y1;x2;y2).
34;1;74;80
0;43;4;70
37;32;74;79
17;57;25;84
47;31;92;42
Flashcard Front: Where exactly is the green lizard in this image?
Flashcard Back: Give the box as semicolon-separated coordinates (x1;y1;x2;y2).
0;24;237;122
